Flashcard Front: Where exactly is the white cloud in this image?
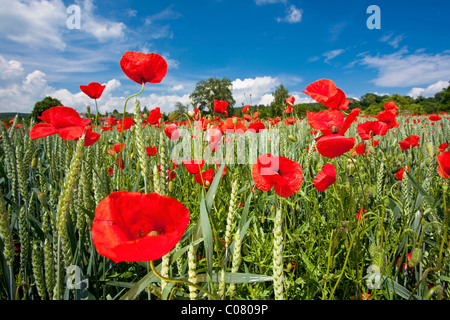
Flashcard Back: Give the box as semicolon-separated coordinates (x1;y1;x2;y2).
0;56;24;79
380;32;405;49
79;0;126;42
359;50;450;87
323;49;345;64
0;0;126;50
0;0;67;50
276;5;303;23
407;80;450;98
232;76;279;106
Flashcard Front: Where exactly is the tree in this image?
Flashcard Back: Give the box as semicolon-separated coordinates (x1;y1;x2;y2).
269;84;289;117
189;77;236;114
170;101;189;121
29;96;62;121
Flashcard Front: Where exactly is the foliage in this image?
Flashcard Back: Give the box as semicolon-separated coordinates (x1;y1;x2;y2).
189;77;236;114
29;96;63;121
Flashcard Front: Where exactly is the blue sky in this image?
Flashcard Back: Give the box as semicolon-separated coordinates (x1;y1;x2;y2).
0;0;449;114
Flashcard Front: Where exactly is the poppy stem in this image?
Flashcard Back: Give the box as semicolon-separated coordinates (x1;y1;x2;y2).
149;259;218;300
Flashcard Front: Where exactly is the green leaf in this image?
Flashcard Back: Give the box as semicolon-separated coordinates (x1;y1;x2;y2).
200;191;214;277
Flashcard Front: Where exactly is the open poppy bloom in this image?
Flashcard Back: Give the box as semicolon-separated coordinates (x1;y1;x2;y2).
248;120;266;133
30;106;99;146
428;114;441;121
376;109;399;129
164;124;180;140
384;101;399;110
356;121;388;140
312;163;336;191
398;135;420;151
214;100;229;116
182;159;205;175
394;166;409;181
436;150;450;179
146;145;157;156
120;51;168;85
91;191;190;262
302;79;349;110
307;108;361;158
194;168;214;186
252;153;303;198
242;105;250;113
439;142;449;152
116;117;135;132
80;82;106;99
147;107;162;125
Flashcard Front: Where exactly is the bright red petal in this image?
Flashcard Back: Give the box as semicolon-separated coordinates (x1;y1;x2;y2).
91;191;190;262
313;164;336;191
120;51;168;85
29;122;59;139
316;134;356;159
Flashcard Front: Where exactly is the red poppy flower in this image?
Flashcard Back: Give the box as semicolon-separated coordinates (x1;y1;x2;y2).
206;125;223;151
394;166;409;181
80;82;106;99
307;108;360;158
116;117;135;132
384;101;399;110
214;100;229;115
108;143;126;155
146;145;157;156
194;168;214;186
356;121;388;140
436;150;450;179
120;51;168;85
182;159;205;175
107;167;113;175
164;124;180;140
376;109;399;129
355;142;367;156
248;120;266;133
147;107;162;125
398;135;420;151
83;126;101;147
30;106;92;142
312;163;336;191
242;105;250;113
221;117;247;133
439;142;449;152
252;153;303;198
302;79;349;110
243;114;253;121
428;114;441;121
91;191;190;263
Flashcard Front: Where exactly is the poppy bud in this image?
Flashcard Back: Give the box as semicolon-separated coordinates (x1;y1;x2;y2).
288;135;296;142
31;157;38;169
426;142;434;158
102;145;108;154
168;181;174;193
347;162;355;176
425;158;430;166
188;111;194;117
443;184;448;193
232;117;238;125
408;248;422;268
86;106;91;113
205;181;211;187
190;99;194;105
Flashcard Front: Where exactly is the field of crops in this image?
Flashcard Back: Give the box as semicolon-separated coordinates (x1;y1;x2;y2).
0;52;449;301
